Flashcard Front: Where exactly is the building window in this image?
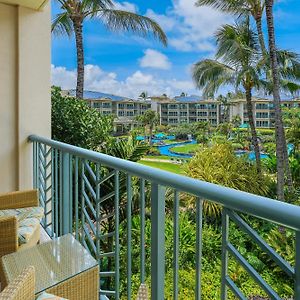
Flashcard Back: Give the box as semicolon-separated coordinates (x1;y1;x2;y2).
197;104;207;109
126;104;134;109
197;111;207;117
126;111;134;116
256;103;269;109
168;104;178;109
256;120;269;127
93;102;102;108
180;111;187;116
209;111;217;117
169;118;178;123
169;111;178;116
102;102;111;108
256;112;269;118
118;111;125;116
208;104;217;109
118;103;125;109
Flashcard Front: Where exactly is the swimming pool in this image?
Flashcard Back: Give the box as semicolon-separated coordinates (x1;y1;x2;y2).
157;140;196;158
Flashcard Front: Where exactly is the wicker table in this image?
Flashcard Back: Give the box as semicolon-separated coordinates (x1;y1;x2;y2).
1;234;99;300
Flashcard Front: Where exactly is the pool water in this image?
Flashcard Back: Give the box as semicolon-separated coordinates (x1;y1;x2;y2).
158;140;196;158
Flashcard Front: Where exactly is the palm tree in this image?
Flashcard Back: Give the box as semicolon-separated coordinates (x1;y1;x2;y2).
138;110;159;145
52;0;167;99
193;21;263;172
196;0;267;54
217;93;236;122
265;0;291;200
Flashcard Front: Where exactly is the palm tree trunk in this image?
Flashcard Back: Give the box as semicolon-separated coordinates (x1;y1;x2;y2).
73;18;84;99
255;16;267;55
245;88;261;173
149;125;153;145
265;0;293;200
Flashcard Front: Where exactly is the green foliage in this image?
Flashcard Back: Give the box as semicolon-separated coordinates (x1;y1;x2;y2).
169;124;192;140
231;142;244;150
196;133;209;144
283;107;300;149
263;142;276;155
184;143;271;216
147;147;160;156
51;87;113;150
119;212;294;299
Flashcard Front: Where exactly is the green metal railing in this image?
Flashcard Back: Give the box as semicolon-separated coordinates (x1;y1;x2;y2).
29;135;300;299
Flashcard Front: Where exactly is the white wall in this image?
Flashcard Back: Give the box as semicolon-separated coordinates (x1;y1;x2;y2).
0;2;51;193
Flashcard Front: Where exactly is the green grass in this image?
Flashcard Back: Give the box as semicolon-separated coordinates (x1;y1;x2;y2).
170;143;199;154
139;160;184;174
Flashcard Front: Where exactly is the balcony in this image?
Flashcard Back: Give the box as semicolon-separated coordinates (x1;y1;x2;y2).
29;135;300;300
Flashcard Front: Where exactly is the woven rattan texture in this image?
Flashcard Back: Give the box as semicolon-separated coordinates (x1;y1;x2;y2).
45;266;99;300
2;234;98;296
0;266;35;300
136;283;149;300
0;190;38;210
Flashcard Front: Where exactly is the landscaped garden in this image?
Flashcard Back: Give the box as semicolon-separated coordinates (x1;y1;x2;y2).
52;86;300;299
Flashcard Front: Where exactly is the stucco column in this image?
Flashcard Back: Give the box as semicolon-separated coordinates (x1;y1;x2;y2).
17;3;51;190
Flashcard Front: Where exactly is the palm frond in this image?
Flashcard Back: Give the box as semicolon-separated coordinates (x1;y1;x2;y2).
95;9;167;46
195;0;248;14
193;59;235;96
52;12;73;36
215;22;260;66
81;0;114;16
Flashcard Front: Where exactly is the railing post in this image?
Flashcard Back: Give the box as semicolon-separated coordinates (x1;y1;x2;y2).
196;198;203;300
295;231;300;299
151;183;166;300
221;208;229;300
61;152;71;235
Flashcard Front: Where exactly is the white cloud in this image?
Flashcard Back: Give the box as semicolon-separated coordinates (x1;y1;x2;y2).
51;64;198;98
145;0;231;53
139;49;172;70
113;1;138;13
145;9;176;32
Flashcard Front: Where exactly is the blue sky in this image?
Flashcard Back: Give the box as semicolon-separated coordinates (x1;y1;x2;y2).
51;0;300;98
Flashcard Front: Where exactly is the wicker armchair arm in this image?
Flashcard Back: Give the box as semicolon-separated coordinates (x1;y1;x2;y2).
0;190;38;210
0;216;18;259
0;266;35;300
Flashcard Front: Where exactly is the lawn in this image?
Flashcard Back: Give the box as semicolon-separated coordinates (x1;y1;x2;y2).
170;143;200;154
139;160;184;174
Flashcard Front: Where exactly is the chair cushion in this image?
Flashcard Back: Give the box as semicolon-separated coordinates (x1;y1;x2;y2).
36;292;68;300
0;207;43;245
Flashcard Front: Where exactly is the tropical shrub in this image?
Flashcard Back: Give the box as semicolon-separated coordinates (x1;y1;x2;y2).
51;86;113;150
184;143;272;216
147;147;160;156
185;143;270;195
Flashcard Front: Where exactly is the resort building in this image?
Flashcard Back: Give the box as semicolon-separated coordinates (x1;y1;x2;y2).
71;90;300;130
229;97;300;128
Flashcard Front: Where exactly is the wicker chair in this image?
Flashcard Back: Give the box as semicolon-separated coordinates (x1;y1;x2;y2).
0;267;67;300
0;266;35;300
0;190;41;260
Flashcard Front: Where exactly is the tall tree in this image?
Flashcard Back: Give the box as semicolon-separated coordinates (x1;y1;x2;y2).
137;110;159;145
265;0;292;200
52;0;167;99
193;21;263;172
196;0;267;54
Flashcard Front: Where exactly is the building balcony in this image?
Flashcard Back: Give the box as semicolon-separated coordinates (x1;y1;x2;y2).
27;135;300;300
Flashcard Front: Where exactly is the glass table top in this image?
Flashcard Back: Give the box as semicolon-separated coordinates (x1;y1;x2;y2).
2;234;98;293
